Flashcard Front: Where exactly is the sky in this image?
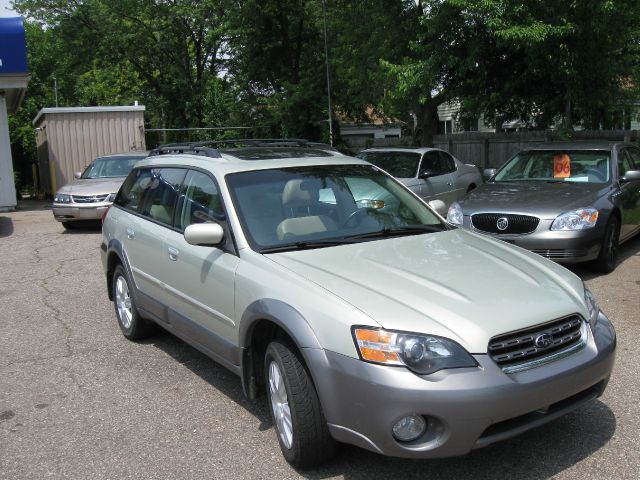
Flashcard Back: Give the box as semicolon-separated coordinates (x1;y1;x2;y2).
0;0;17;17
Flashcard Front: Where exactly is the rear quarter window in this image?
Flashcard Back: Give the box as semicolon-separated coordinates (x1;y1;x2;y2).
114;169;153;213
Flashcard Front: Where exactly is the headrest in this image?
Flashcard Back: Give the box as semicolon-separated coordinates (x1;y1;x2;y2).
281;179;322;206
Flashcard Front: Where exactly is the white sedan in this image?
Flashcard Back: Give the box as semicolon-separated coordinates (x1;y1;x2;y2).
357;147;482;207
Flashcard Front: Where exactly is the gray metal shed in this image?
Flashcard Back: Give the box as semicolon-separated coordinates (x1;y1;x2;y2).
32;105;146;195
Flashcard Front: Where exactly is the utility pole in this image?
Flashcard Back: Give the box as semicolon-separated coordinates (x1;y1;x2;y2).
322;0;334;146
53;77;58;107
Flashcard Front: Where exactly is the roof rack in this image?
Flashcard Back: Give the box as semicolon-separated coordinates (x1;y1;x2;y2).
148;138;336;159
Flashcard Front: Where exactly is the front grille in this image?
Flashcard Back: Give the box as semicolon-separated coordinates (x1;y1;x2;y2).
471;213;539;234
71;194;109;204
488;315;585;371
531;249;588;260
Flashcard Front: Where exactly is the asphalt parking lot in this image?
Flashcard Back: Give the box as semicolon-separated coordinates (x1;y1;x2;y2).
1;201;639;480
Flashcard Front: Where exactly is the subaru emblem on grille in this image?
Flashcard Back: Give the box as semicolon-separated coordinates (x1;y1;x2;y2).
535;333;554;348
496;217;509;231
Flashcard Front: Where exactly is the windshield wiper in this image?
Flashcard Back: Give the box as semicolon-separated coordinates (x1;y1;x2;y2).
343;225;444;240
259;240;351;253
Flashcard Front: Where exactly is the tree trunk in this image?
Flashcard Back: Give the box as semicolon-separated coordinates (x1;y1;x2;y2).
413;99;442;147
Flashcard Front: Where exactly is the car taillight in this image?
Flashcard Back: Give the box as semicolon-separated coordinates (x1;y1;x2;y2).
101;206;111;224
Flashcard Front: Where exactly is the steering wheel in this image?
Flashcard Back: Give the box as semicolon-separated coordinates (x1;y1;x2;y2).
584;168;605;181
342;208;373;228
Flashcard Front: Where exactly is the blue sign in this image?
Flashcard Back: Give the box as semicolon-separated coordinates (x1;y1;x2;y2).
0;17;28;75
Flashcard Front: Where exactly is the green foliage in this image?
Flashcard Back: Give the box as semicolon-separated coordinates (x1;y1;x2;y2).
7;0;640;175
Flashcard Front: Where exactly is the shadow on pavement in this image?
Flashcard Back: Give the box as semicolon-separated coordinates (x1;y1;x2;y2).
60;222;102;234
569;234;640;281
16;199;52;212
304;400;615;480
145;330;615;480
0;216;14;238
146;329;272;427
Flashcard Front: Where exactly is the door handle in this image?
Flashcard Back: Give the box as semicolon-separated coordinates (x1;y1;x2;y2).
167;246;179;261
126;228;135;239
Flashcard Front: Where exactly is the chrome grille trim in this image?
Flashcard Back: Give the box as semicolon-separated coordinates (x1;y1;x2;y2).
471;213;540;235
488;315;588;374
531;249;588;259
71;194;110;204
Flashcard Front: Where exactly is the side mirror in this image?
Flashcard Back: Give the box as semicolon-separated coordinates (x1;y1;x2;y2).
184;223;224;246
419;169;438;179
427;199;448;217
622;170;640;182
74;171;82;179
483;168;497;180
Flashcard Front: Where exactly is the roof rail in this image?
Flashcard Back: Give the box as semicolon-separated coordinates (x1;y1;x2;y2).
148;144;223;158
149;138;336;159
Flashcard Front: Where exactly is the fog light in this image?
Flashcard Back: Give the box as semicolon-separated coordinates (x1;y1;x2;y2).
392;414;426;442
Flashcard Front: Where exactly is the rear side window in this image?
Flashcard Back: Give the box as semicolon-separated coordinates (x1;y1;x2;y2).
115;169;154;212
622;148;640;171
114;168;186;226
139;168;186;226
420;151;453;175
438;151;457;173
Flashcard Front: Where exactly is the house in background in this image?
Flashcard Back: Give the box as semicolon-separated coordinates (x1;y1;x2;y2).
338;106;406;149
437;99;640;134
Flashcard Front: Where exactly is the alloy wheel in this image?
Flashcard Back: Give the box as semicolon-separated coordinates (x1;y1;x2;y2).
268;360;293;449
115;275;133;329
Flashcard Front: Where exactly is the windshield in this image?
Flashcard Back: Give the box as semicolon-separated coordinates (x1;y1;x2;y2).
227;164;446;252
81;155;145;179
357;151;422;178
494;150;611;184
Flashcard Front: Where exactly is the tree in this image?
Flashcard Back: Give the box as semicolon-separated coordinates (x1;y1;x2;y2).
14;0;234;133
446;0;640;131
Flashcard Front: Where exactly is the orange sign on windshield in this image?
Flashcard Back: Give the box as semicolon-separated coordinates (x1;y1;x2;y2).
553;154;571;178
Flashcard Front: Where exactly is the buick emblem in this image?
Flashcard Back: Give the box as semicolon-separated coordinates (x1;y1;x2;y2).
535;333;554;349
496;217;509;231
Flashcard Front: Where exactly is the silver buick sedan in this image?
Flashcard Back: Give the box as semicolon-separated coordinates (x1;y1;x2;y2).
447;142;640;273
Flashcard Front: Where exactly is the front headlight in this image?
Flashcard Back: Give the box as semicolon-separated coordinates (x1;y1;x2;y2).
584;286;599;326
551;208;599;230
352;327;477;375
107;192;117;203
54;193;72;203
447;202;463;226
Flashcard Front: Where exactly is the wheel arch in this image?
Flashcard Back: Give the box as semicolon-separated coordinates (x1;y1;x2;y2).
239;299;323;400
105;239;134;301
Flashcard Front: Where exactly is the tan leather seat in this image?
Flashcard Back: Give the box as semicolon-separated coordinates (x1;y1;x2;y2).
276;216;337;240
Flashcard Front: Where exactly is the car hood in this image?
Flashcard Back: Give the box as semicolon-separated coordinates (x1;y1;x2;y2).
462;181;610;218
56;177;126;195
267;229;587;353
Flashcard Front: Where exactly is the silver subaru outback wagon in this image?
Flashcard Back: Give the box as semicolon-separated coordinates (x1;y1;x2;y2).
101;139;616;468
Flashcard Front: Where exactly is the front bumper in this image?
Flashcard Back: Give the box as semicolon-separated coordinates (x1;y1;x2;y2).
306;312;615;459
52;203;110;222
463;217;604;263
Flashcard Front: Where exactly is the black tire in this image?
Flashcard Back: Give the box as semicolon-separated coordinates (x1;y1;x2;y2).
61;221;77;230
112;264;154;340
264;340;336;468
592;216;620;274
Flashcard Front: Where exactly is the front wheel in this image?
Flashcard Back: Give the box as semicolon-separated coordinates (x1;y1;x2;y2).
592;217;619;274
264;340;335;468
